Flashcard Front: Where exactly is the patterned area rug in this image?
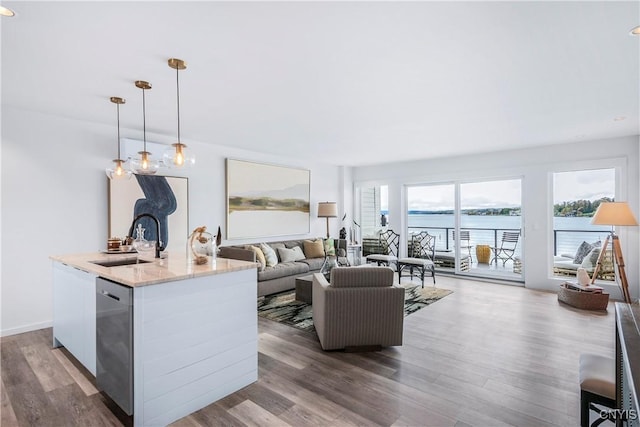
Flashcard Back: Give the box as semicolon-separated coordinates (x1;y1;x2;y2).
257;283;453;333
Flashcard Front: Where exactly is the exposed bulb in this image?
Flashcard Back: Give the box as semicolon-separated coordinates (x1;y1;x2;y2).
163;143;195;169
131;151;159;175
175;146;184;166
106;159;132;180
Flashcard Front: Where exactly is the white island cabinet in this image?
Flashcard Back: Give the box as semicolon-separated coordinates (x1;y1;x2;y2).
51;253;259;427
52;262;97;375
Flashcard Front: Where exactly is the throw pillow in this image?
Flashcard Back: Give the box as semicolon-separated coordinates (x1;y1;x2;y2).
303;239;325;258
580;247;602;269
291;246;305;260
573;241;594;264
244;245;266;271
324;239;336;256
277;246;306;262
260;243;278;267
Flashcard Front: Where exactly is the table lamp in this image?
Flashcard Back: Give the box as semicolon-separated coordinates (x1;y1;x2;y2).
590;202;638;303
317;202;337;239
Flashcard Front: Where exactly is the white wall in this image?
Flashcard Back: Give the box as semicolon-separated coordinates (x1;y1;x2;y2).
353;136;640;300
1;106;341;336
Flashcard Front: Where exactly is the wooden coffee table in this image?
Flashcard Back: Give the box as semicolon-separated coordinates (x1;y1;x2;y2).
295;274;314;303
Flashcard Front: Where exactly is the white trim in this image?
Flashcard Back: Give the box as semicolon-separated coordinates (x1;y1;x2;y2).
2;320;52;337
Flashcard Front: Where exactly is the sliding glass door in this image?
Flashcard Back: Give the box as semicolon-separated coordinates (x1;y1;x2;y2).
406;179;523;281
459;179;522;280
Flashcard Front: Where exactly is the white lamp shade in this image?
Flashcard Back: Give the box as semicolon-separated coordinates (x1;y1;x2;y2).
317;202;338;218
591;202;638;226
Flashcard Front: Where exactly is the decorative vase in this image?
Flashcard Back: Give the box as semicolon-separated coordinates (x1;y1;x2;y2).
320;256;338;281
577;268;591;286
188;226;214;265
132;223;155;260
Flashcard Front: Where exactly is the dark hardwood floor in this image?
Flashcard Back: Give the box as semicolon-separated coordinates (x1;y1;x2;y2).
1;276;615;426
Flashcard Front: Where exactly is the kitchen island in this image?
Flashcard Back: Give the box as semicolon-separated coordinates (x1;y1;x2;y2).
50;252;258;427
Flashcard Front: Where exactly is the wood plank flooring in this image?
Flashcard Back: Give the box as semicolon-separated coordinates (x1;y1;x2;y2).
1;276;615;426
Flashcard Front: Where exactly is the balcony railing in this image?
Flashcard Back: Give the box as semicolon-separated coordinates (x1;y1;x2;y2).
407;226;522;257
407;226;609;256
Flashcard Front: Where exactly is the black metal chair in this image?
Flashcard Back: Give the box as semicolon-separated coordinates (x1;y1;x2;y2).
398;231;436;287
490;231;520;266
365;229;399;270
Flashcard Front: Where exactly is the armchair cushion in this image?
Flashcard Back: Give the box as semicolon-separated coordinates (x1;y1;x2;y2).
330;266;394;288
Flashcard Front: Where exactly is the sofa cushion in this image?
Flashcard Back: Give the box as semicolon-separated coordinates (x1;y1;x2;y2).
277;246;305;262
554;259;580;271
260;243;279;267
284;240;304;249
257;262;309;281
573;241;595;264
303;239;325;258
244;245;266;271
298;257;325;270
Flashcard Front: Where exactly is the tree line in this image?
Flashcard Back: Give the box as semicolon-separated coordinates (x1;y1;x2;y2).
554;197;614;217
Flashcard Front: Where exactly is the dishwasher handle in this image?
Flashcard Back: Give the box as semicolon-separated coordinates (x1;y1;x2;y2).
100;290;120;301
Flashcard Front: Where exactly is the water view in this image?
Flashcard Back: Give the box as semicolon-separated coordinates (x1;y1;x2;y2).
408;214;610;257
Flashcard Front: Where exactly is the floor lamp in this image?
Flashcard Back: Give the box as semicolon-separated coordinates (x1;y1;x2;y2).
317;202;337;239
590;202;638;303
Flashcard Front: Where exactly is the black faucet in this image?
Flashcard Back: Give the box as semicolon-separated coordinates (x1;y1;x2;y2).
127;213;164;258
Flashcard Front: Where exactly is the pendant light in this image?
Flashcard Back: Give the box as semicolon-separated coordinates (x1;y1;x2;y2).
105;97;132;180
163;58;195;168
130;80;160;175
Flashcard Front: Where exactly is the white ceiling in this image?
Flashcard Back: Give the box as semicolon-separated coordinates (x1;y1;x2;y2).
2;1;639;167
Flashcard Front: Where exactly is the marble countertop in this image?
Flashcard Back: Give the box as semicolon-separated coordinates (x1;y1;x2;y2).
50;252;258;287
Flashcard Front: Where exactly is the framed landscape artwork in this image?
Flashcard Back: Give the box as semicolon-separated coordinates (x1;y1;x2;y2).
109;175;189;253
226;159;310;239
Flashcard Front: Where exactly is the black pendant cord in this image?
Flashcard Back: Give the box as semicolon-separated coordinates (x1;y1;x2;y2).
116;103;121;160
142;87;147;151
176;66;181;144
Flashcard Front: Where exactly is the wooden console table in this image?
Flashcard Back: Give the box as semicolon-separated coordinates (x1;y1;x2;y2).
615;302;640;426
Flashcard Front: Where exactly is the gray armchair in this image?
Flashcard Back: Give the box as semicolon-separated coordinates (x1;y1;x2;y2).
312;266;404;350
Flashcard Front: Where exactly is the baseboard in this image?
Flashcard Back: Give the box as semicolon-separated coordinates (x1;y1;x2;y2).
1;320;52;337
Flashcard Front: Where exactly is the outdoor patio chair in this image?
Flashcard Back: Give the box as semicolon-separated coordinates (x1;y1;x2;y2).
490;231;520;266
398;231;436;287
365;229;399;270
453;230;473;261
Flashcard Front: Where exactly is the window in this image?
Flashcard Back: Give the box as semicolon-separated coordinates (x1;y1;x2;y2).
552;169;615;282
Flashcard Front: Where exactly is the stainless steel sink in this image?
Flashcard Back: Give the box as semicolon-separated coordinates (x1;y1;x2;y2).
90;258;152;267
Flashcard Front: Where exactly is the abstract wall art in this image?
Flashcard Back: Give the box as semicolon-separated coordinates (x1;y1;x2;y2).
109;175;189;253
226;159;310;239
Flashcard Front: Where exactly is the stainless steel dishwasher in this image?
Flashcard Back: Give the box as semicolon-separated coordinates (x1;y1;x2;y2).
96;277;133;416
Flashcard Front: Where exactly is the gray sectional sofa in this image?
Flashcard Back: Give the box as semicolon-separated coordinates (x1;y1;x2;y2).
219;239;347;296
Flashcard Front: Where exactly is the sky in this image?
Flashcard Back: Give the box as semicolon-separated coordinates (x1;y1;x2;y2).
387;168;615;211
